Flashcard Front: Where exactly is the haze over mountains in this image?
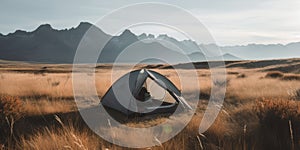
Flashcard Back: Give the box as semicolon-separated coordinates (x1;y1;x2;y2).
0;22;299;63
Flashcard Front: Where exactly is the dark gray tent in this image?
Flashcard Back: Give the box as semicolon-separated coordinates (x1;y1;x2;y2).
101;69;191;116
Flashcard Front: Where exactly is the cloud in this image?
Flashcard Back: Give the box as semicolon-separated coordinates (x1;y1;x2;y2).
191;0;300;45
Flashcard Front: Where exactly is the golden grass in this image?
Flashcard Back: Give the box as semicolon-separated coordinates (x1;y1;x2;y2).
226;72;300;102
265;71;284;78
17;115;201;150
282;74;300;81
0;73;74;97
20;124;102;150
0;95;23;120
252;99;300;149
0;63;300;149
23;99;76;115
0;95;24;147
14;97;300;150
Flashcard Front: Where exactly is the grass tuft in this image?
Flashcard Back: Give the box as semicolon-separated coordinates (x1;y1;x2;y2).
0;95;24;145
282;75;300;81
265;71;284;78
254;99;300;149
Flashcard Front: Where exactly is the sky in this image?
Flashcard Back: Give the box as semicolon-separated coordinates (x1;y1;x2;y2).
0;0;299;46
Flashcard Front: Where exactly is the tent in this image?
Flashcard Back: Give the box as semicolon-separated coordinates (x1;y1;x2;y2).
101;69;191;116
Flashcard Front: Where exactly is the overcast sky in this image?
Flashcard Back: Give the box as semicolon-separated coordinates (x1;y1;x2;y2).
1;0;299;46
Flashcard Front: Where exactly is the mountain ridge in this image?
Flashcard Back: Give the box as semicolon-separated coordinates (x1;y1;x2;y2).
0;22;299;63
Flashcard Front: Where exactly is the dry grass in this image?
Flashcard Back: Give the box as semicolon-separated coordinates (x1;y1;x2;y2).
282;74;300;81
252;99;300;149
23;99;76;115
265;71;284;78
0;95;23;120
264;71;300;81
0;73;74;97
20;124;102;150
188;98;300;149
0;60;300;149
292;89;300;100
226;72;300;102
236;73;246;78
0;95;24;146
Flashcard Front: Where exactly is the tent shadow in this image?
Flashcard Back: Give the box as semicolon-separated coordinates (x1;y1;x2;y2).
11;105;180;142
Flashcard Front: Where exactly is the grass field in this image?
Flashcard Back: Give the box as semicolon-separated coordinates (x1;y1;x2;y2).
1;58;300;149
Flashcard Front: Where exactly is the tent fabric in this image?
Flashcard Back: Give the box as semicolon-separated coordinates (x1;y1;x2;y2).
100;69;187;115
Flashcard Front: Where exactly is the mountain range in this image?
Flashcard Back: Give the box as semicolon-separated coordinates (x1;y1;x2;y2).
0;22;299;63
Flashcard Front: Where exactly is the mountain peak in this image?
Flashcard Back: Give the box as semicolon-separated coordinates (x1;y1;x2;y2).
222;53;242;60
119;29;137;41
118;29;138;42
138;33;155;40
157;34;179;43
157;34;171;39
138;33;147;39
36;24;53;31
77;22;92;29
121;29;135;36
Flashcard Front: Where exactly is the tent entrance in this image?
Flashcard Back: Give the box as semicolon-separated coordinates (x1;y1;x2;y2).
134;77;177;113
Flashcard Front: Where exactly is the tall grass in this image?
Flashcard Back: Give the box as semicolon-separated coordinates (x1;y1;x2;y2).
20;124;102;150
0;95;23;147
253;99;300;149
0;67;300;149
